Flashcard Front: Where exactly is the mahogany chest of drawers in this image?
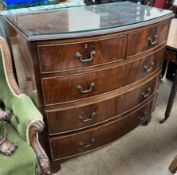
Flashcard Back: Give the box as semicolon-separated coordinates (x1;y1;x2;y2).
3;2;174;173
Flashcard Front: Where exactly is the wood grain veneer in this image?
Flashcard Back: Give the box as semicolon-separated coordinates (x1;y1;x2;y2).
38;34;126;73
46;73;159;135
4;8;173;173
42;47;165;105
50;96;155;161
127;21;170;56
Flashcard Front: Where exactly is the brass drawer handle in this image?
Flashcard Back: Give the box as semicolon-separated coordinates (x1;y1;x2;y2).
148;34;158;47
80;138;95;149
79;112;96;123
75;50;96;63
141;88;152;98
144;61;154;73
77;82;95;94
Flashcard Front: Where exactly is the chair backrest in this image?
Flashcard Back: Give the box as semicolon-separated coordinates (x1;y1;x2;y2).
154;0;166;8
0;36;24;133
0;36;21;101
152;0;174;9
0;36;43;141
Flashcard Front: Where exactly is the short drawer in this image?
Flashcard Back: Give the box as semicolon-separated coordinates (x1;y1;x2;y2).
127;21;170;56
38;34;126;73
46;74;159;135
42;48;164;105
49;97;155;161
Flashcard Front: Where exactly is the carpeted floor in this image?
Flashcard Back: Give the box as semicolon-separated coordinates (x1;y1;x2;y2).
54;79;177;175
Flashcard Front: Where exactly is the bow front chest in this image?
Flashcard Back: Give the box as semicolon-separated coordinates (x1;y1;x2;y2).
3;2;174;173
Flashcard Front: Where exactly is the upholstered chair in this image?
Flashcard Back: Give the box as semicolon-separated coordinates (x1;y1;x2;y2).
0;36;50;175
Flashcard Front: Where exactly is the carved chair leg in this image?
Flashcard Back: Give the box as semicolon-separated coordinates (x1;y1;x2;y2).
0;109;17;156
0;123;17;156
169;155;177;173
29;121;51;175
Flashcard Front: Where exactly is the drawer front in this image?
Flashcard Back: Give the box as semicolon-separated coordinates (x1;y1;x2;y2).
42;48;164;105
127;21;170;56
46;74;159;135
50;97;155;161
38;35;126;73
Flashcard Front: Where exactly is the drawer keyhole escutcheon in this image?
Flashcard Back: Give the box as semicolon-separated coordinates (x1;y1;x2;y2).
141;88;152;98
148;34;158;47
75;50;96;63
80;138;96;149
79;112;96;123
77;82;95;94
144;61;154;73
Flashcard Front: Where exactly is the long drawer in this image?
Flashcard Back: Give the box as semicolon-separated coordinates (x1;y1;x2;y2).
49;96;155;161
127;21;169;57
42;48;164;105
46;73;159;135
38;34;126;73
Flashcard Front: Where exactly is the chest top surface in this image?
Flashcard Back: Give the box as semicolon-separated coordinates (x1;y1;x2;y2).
4;2;173;41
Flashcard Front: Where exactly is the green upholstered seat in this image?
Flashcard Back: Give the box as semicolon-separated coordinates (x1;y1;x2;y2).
0;123;37;175
0;36;49;175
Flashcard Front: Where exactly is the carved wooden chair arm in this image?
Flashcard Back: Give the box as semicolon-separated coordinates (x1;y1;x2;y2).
29;121;51;175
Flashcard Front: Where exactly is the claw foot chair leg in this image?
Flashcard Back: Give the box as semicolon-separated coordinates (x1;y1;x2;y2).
0;130;17;156
0;109;17;156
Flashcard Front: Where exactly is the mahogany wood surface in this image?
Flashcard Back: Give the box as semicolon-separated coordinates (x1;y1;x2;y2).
42;47;165;105
38;34;126;73
46;74;160;135
50;96;155;161
3;9;172;173
127;21;170;56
